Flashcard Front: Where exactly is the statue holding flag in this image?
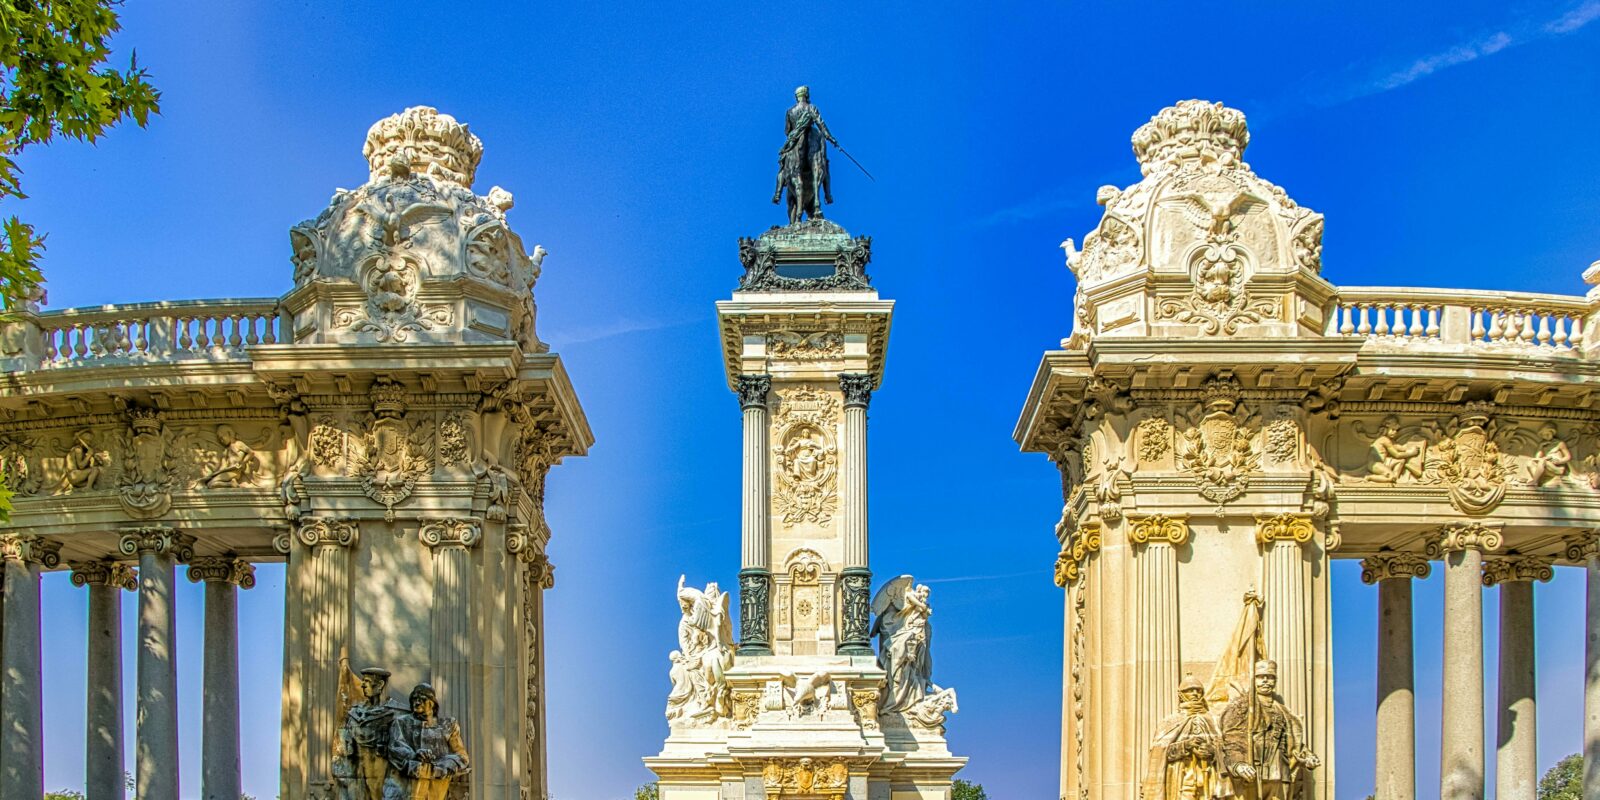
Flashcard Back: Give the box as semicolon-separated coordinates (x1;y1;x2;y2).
1218;660;1320;800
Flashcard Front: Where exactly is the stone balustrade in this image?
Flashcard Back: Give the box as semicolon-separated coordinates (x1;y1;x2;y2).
1332;286;1595;352
2;298;283;368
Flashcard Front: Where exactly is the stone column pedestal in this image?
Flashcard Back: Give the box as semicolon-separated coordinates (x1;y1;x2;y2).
120;526;195;800
0;534;60;799
737;374;773;656
72;561;138;800
1428;524;1500;800
189;557;256;800
1361;552;1430;800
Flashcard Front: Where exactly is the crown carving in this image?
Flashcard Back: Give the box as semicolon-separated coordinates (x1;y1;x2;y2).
1131;100;1250;176
128;407;163;437
363;106;484;187
370;378;407;418
1202;375;1242;412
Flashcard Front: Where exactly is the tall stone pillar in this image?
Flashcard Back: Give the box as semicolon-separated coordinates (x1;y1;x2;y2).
0;533;60;799
838;372;873;656
1568;534;1600;800
188;557;256;800
281;517;357;795
1428;524;1499;800
1484;556;1553;800
737;373;773;656
1128;515;1187;753
1360;552;1430;800
71;561;138;800
521;553;556;799
421;518;482;735
120;526;195;800
1256;514;1316;741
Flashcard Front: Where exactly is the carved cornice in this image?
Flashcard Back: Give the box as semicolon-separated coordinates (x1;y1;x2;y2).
0;534;62;568
117;527;195;561
1127;514;1189;547
289;517;359;550
1481;556;1555;586
1255;513;1315;547
1054;522;1102;587
737;374;772;410
70;561;138;589
186;557;257;588
1359;552;1431;584
1425;523;1503;557
1565;532;1600;563
839;373;874;409
419;517;481;550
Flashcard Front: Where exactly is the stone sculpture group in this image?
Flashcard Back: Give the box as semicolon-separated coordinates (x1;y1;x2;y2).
334;666;471;800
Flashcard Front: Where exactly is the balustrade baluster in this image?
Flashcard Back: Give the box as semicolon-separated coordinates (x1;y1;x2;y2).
196;317;212;350
1338;304;1355;335
262;312;278;344
1554;315;1572;348
42;329;57;362
132;319;147;353
244;314;260;346
1520;312;1537;343
1407;304;1423;337
228;316;244;349
1471;308;1487;341
1375;305;1392;336
1536;314;1552;346
1357;304;1373;335
1487;309;1505;342
1426;306;1441;338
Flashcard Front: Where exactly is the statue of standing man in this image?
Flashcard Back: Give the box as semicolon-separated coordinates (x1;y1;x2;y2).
772;85;837;225
334;666;405;800
1219;660;1320;800
1142;674;1225;800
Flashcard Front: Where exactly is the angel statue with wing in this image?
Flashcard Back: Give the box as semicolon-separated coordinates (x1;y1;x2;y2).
871;575;935;713
665;575;735;724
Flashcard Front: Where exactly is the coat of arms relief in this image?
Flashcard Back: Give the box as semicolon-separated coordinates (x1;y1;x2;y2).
1174;376;1260;505
772;386;840;526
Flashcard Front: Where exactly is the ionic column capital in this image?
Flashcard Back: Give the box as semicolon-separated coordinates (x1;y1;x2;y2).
117;527;194;561
1425;522;1503;557
737;374;772;410
282;517;359;552
523;552;555;589
0;533;61;568
186;557;256;588
1564;531;1600;562
839;373;874;409
1255;513;1315;547
1127;514;1189;547
1359;551;1431;584
419;517;481;550
70;560;138;590
1481;555;1555;587
1054;522;1102;587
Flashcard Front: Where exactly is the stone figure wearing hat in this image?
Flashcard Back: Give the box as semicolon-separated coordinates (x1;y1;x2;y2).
1219;660;1320;800
383;682;470;800
1142;674;1227;800
334;666;406;800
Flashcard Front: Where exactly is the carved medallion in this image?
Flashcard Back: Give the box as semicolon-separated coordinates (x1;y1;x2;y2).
772;387;840;526
1425;404;1508;515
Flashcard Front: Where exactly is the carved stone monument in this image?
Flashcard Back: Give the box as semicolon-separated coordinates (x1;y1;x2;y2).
645;92;965;798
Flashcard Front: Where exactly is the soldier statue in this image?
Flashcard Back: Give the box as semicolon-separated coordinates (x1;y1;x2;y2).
772;85;837;225
383;682;471;800
1142;674;1226;800
1219;660;1321;800
333;666;405;800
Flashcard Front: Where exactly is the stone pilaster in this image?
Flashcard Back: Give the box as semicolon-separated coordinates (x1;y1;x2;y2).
0;534;60;800
188;557;255;800
1569;534;1600;800
1361;552;1430;800
1257;513;1317;752
277;517;356;797
737;374;773;656
421;517;481;747
119;526;195;800
1427;523;1501;800
838;372;873;655
520;552;555;799
71;561;138;800
1481;556;1552;800
1128;514;1187;761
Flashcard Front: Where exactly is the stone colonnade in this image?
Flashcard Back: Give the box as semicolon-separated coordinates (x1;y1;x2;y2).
0;529;256;800
1359;525;1582;800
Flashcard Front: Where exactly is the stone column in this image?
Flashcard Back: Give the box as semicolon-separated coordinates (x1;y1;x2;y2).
736;374;773;656
838;373;874;656
119;526;195;800
521;553;555;799
71;561;138;800
1256;514;1316;742
1128;515;1187;754
1360;552;1430;800
1427;523;1500;800
1568;534;1600;800
284;517;357;794
421;518;482;737
188;557;256;800
1483;556;1553;800
0;534;60;799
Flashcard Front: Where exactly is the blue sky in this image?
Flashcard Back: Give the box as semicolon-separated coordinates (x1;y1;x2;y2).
15;2;1600;798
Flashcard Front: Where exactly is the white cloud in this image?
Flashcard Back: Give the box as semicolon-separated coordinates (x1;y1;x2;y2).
1360;2;1598;97
1546;0;1600;32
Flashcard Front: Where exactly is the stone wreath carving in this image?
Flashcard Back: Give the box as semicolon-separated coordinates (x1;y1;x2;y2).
771;387;840;526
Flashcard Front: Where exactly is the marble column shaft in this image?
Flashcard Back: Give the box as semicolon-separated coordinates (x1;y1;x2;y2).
838;373;873;655
737;374;773;655
1433;526;1495;800
1583;537;1600;800
73;561;137;800
122;528;193;800
190;557;255;800
422;517;480;747
1130;516;1185;760
0;534;57;800
1260;527;1313;745
289;518;356;791
1484;556;1551;800
1362;553;1428;800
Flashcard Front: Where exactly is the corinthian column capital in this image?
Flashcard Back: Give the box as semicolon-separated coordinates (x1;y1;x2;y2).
1359;551;1431;584
186;557;257;588
1481;555;1555;587
0;533;61;567
839;373;874;409
70;561;138;590
1425;523;1503;557
117;527;194;561
737;374;772;410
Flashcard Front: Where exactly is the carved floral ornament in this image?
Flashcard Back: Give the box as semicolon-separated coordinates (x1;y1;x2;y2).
1175;376;1259;505
1127;514;1189;547
766;330;844;360
761;757;851;798
1358;551;1431;584
1054;522;1103;587
1481;555;1555;587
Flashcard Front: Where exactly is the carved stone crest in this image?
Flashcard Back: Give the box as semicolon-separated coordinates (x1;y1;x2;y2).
117;408;176;518
772;387;840;526
1174;377;1258;505
760;757;850;798
1426;403;1508;515
353;379;434;521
